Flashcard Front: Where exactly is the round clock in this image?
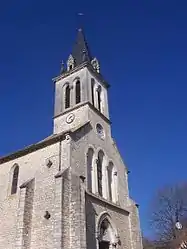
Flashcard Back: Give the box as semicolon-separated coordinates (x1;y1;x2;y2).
66;113;75;124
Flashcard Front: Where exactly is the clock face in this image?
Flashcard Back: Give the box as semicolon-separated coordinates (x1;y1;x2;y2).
66;113;75;124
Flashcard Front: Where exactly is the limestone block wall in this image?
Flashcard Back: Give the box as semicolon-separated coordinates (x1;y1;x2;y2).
15;179;35;249
53;167;86;249
128;199;143;249
23;180;35;249
0;138;70;249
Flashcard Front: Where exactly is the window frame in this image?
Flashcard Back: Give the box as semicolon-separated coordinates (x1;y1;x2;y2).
11;164;19;195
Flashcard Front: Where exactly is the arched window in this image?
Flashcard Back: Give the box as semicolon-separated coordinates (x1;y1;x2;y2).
75;80;81;104
91;78;95;106
97;86;101;112
65;85;70;109
11;165;19;194
107;163;113;201
100;90;105;114
87;148;94;192
113;168;118;203
97;151;104;197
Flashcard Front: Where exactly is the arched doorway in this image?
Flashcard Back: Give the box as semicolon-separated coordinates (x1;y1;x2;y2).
97;213;119;249
99;219;110;249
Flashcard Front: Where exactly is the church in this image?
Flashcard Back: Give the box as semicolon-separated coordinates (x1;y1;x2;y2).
0;29;143;249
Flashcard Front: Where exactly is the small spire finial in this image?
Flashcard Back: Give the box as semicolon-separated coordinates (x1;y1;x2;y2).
60;60;65;74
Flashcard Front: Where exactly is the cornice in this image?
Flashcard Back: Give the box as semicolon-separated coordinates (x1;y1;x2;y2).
86;191;130;215
52;62;110;89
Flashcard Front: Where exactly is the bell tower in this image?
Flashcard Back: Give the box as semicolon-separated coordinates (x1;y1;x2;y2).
53;29;110;134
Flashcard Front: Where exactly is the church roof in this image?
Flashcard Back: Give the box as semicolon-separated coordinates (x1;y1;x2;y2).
71;28;92;66
0;120;91;164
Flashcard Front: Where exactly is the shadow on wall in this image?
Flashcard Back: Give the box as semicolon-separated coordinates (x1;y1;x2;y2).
72;123;92;142
86;197;97;249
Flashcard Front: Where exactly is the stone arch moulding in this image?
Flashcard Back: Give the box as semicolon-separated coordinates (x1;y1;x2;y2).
96;212;120;249
95;147;107;158
85;145;95;166
73;76;80;82
73;77;81;90
72;77;81;105
62;81;70;88
107;161;118;203
86;147;95;192
97;150;105;197
96;148;109;199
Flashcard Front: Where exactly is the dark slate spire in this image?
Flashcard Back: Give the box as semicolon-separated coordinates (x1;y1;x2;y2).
71;28;92;66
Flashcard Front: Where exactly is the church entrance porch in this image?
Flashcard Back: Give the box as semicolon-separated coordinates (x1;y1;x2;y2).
97;213;120;249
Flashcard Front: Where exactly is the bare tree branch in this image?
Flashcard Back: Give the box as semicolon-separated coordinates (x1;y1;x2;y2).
149;182;187;245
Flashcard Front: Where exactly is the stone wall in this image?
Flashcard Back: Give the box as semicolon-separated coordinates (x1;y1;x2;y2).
129;199;143;249
0;140;67;249
23;180;35;249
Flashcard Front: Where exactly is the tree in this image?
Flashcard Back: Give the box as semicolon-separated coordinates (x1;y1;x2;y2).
142;237;155;249
150;183;187;248
142;237;169;249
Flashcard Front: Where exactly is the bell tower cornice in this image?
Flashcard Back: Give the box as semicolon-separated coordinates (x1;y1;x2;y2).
52;61;110;89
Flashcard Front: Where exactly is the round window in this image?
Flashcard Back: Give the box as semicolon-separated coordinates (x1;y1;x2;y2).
96;124;105;139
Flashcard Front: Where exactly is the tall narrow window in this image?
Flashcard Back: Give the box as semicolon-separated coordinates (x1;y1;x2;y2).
91;78;95;106
65;85;70;109
87;148;94;192
97;87;101;112
108;162;114;201
113;169;118;203
107;167;112;201
11;165;19;194
97;151;104;197
75;80;81;104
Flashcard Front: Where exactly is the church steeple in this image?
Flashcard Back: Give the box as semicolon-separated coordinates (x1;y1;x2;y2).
71;28;92;66
53;29;109;135
59;28;101;74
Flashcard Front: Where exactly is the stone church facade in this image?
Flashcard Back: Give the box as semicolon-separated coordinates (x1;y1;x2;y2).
0;29;143;249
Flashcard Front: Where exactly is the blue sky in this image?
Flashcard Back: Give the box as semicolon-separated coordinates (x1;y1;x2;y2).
1;0;187;237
